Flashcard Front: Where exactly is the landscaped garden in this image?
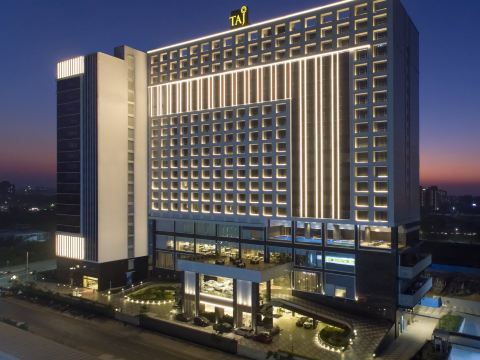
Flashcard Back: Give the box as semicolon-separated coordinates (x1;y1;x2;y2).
318;325;351;350
436;314;464;332
127;284;176;302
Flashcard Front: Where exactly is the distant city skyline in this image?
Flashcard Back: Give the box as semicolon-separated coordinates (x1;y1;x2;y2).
1;0;479;195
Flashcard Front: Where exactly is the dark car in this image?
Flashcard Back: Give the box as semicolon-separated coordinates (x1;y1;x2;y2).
268;325;281;336
193;316;210;327
296;316;308;327
253;331;273;344
234;327;254;338
213;322;233;333
175;313;191;322
215;259;225;265
236;261;246;268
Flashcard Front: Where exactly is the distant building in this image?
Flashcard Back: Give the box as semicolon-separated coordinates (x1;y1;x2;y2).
420;186;447;213
0;230;50;243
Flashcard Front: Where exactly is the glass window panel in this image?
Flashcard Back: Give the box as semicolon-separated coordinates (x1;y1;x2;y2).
359;226;391;249
295;221;322;244
326;224;355;248
293;270;322;293
268;220;292;242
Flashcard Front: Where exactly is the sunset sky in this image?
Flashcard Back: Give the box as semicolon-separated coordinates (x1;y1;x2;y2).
1;0;479;195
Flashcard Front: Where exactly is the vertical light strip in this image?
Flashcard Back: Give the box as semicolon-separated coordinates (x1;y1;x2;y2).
243;70;246;105
158;85;161;116
330;54;335;219
270;65;273;101
298;61;303;217
180;83;183;113
256;68;260;103
284;63;287;99
303;59;308;216
260;67;263;102
222;74;225;107
149;88;153;117
320;57;324;218
200;79;203;110
197;79;200;110
247;69;251;103
314;58;319;218
336;53;341;219
274;64;278;100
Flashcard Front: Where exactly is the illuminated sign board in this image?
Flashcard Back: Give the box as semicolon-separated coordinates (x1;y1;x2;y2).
325;255;355;266
229;6;249;29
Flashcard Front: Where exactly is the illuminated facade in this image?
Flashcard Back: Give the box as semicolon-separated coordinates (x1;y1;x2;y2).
55;46;149;290
54;0;427;331
149;0;427;328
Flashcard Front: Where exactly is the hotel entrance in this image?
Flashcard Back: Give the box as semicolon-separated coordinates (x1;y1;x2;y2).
82;276;98;290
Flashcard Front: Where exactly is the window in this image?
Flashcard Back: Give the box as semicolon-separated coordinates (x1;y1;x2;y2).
359;226;391;249
326;224;355;248
295;249;322;268
268;246;292;264
293;270;322;293
240;228;263;242
325;252;355;273
156;234;174;250
175;236;194;252
268;220;292;242
295;221;322;244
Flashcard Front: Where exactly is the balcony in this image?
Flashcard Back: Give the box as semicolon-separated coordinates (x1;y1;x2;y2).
399;277;432;308
399;253;432;279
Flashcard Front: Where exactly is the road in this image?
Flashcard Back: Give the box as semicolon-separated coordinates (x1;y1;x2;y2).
0;259;56;287
0;297;242;360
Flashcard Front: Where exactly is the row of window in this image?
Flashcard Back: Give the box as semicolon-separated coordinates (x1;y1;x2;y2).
154;219;392;249
149;1;388;83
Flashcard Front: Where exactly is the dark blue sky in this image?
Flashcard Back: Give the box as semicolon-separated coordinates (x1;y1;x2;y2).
1;0;479;195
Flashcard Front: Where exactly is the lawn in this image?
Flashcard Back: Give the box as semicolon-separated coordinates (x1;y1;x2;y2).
437;314;464;332
318;325;351;349
128;285;176;301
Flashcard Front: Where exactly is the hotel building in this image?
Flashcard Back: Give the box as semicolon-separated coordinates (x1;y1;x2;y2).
56;0;429;333
55;46;149;290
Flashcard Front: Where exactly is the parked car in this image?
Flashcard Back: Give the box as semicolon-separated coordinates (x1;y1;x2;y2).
234;327;254;338
236;261;246;268
250;257;260;265
193;316;210;327
296;316;308;327
175;313;191;322
268;325;281;336
213;322;233;333
303;318;317;329
253;331;273;344
215;259;225;265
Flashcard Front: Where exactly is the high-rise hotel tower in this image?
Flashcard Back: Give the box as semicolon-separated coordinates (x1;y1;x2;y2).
56;0;428;328
55;46;149;290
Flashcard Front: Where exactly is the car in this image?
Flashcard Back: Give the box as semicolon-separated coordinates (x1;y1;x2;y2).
175;313;191;322
296;316;308;327
234;327;254;338
303;318;317;329
253;331;273;344
213;322;233;333
268;325;281;336
215;259;225;265
193;316;210;327
250;257;260;265
236;261;246;268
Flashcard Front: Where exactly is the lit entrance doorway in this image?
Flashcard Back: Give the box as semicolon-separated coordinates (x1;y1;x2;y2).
83;276;98;290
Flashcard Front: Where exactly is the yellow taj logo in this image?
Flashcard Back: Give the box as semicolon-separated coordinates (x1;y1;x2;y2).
230;6;248;28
